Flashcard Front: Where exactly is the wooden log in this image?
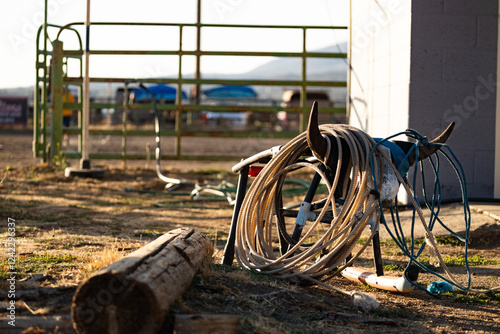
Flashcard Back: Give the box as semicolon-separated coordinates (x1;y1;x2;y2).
174;314;239;334
0;315;73;334
72;227;213;334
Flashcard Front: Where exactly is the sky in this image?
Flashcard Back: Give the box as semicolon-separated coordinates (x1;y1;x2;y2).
0;0;349;89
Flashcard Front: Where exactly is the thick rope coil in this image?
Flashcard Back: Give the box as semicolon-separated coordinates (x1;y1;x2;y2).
234;125;386;307
234;123;499;303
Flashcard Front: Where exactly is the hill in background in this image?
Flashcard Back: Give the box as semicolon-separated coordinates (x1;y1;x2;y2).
0;43;348;104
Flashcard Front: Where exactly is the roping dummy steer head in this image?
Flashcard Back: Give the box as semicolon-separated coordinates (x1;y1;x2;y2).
306;101;455;202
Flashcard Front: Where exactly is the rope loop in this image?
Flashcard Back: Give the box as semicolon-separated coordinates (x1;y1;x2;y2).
235;125;382;284
234;124;499;296
370;128;499;296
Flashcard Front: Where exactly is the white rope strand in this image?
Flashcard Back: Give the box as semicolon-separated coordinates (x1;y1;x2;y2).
234;125;383;309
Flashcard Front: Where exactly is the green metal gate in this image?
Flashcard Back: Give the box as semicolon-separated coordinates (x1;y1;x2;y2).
34;21;347;164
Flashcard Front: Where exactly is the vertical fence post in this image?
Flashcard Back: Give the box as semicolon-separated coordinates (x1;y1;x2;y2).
175;25;184;159
122;84;129;166
34;42;44;161
194;0;201;106
78;80;84;154
300;28;307;132
80;0;91;169
50;40;64;163
41;0;49;162
36;21;347;163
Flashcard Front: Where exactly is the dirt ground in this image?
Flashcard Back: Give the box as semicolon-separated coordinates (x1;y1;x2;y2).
0;131;499;333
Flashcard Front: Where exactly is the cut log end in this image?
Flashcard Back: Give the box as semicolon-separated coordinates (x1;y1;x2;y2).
72;275;161;334
71;228;213;334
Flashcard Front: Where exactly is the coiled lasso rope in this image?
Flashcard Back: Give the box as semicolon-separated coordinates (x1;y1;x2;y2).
234;122;499;310
234;124;386;310
372;130;500;296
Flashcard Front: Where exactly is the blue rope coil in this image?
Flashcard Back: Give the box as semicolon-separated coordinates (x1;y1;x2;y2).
369;129;472;297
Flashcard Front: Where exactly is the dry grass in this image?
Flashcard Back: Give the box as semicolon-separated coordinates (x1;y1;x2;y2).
1;165;500;334
79;245;129;276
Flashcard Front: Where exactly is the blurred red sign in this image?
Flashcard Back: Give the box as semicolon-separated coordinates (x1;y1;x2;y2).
0;97;28;125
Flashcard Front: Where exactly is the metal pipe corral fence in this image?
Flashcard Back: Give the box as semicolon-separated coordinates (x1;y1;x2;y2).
34;20;348;164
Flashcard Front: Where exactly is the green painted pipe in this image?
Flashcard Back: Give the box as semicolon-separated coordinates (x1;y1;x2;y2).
50;40;64;163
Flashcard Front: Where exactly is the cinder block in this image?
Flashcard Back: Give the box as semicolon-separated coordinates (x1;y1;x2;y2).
444;0;498;15
412;0;444;14
409;82;447;117
466;183;494;199
407;163;463;201
477;15;499;50
372;85;390;114
444;115;495;150
411;14;476;48
431;149;474;185
350;44;370;66
387;114;409;136
389;47;411;85
369;113;390;137
351;31;374;58
350;0;372;20
373;30;391;59
408;114;445;135
349;88;369;131
383;0;411;18
390;82;410;114
438;80;497;120
443;49;497;83
373;55;391;88
438;81;477;101
410;81;474;119
474;150;495;185
441;183;469;200
389;12;412;54
410;48;443;82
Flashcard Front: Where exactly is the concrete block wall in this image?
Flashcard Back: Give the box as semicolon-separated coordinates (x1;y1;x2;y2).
349;0;498;200
409;0;498;199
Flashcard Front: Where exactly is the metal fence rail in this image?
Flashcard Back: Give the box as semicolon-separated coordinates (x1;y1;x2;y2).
34;21;347;164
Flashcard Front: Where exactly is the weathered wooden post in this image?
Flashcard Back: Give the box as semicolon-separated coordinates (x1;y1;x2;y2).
72;228;213;334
